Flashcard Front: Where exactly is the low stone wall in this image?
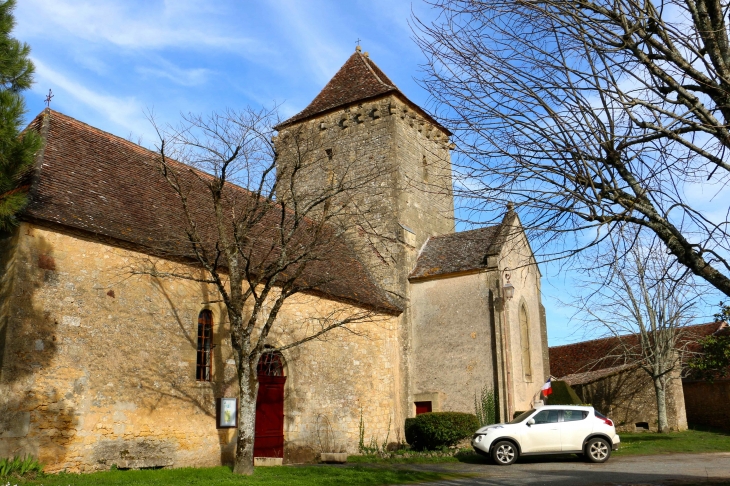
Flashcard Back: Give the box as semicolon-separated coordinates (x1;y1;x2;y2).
683;380;730;430
574;368;687;432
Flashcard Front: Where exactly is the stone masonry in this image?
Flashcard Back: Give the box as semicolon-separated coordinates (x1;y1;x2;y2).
0;223;399;471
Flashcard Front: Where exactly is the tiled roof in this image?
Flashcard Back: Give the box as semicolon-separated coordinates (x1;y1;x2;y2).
275;50;449;134
409;212;516;280
23;109;400;314
561;363;639;386
549;322;725;379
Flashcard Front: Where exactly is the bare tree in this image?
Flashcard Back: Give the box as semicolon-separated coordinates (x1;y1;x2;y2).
139;108;390;475
573;235;698;431
413;0;730;296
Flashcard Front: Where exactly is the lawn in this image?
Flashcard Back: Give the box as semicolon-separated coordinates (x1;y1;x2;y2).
5;429;729;485
4;465;457;486
615;427;730;456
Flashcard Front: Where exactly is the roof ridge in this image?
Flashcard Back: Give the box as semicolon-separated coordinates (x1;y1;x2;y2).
549;321;723;350
429;223;501;240
357;52;394;89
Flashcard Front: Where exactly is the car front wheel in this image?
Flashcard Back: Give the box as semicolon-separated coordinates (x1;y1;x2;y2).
585;437;611;463
491;440;518;466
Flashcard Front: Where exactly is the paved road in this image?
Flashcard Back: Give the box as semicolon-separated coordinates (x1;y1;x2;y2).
404;452;730;485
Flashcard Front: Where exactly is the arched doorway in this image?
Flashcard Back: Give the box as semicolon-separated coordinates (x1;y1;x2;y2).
254;351;286;459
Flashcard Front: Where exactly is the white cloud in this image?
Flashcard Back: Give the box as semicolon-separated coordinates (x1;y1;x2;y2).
263;0;351;84
136;58;212;87
33;58;149;137
16;0;263;53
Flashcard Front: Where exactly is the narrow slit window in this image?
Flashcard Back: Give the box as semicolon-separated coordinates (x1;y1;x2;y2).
196;310;213;381
519;304;532;380
422;155;429;182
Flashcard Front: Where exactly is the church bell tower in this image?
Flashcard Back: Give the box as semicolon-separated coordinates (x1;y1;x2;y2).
273;47;455;302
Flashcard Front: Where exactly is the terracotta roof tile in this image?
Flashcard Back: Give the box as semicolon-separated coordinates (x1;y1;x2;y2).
548;322;724;379
23;109;400;314
275;51;450;134
409;212;517;280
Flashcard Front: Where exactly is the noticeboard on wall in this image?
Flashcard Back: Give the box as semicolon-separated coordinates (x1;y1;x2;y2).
216;397;238;429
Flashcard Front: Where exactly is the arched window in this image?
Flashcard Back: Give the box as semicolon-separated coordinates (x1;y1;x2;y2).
196;310;213;381
257;350;285;377
519;304;532;381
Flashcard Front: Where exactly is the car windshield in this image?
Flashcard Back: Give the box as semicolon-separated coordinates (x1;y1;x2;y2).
507;409;535;424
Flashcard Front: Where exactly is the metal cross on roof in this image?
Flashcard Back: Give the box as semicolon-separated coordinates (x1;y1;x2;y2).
44;89;54;108
356;38;361;47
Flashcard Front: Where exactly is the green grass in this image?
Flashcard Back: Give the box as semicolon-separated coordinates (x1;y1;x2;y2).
8;465;458;486
349;449;484;465
614;427;730;456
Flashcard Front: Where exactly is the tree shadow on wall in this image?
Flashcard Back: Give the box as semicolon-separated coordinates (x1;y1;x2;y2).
95;265;238;469
577;368;654;429
0;227;76;471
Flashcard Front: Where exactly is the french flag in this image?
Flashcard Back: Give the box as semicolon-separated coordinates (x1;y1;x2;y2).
541;378;553;397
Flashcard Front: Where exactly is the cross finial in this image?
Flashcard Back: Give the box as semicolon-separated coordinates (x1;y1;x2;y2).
44;89;54;108
356;38;362;52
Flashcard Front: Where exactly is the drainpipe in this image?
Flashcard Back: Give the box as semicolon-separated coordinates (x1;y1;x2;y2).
501;295;514;419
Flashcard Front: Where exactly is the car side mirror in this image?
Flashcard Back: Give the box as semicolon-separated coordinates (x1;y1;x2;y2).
527;418;535;426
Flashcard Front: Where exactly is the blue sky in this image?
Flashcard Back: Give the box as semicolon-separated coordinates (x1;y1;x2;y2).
14;1;723;346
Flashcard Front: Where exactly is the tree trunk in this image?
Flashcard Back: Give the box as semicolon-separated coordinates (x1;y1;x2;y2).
233;363;259;475
653;375;669;433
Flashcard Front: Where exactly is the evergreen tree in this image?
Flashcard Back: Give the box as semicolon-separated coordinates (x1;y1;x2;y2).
0;0;41;231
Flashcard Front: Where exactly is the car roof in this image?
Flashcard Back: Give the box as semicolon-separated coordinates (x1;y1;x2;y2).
534;405;593;410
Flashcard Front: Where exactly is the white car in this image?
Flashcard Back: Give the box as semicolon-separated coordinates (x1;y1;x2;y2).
471;405;620;465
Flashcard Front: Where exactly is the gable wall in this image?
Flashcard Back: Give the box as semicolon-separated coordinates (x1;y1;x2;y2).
498;223;549;413
410;272;498;414
0;223;399;472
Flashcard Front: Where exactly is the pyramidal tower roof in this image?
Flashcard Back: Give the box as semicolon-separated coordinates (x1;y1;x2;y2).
276;48;448;133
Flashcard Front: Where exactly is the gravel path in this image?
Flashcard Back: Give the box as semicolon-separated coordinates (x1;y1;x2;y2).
401;452;730;485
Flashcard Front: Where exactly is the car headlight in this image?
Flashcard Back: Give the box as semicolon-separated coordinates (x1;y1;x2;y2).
474;434;485;443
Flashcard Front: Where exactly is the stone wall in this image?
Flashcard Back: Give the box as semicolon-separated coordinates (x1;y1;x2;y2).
497;220;549;414
575;368;687;432
409;219;547;419
683;379;730;430
274;94;454;299
0;223;399;472
410;272;497;414
274;93;455;438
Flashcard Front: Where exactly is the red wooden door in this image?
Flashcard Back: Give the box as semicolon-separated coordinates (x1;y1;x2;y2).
415;401;432;415
254;375;286;458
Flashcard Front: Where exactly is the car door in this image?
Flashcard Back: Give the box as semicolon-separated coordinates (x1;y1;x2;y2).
560;409;589;451
520;409;561;453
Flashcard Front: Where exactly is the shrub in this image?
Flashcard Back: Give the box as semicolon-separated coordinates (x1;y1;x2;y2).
405;412;479;451
546;380;583;405
0;454;44;478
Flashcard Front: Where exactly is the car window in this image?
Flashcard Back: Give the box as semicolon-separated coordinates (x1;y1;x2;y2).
562;410;588;422
532;410;560;424
508;409;535;424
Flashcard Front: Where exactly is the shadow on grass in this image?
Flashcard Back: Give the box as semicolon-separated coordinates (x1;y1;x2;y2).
688;424;730;436
453;451;489;464
621;434;676;443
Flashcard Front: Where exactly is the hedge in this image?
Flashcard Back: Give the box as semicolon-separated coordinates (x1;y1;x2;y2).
404;412;480;451
546;380;583;405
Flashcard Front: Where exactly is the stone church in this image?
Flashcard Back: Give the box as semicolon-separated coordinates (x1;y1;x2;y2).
0;49;549;471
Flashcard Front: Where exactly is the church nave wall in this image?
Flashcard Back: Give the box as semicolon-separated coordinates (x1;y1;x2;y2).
0;223;399;471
